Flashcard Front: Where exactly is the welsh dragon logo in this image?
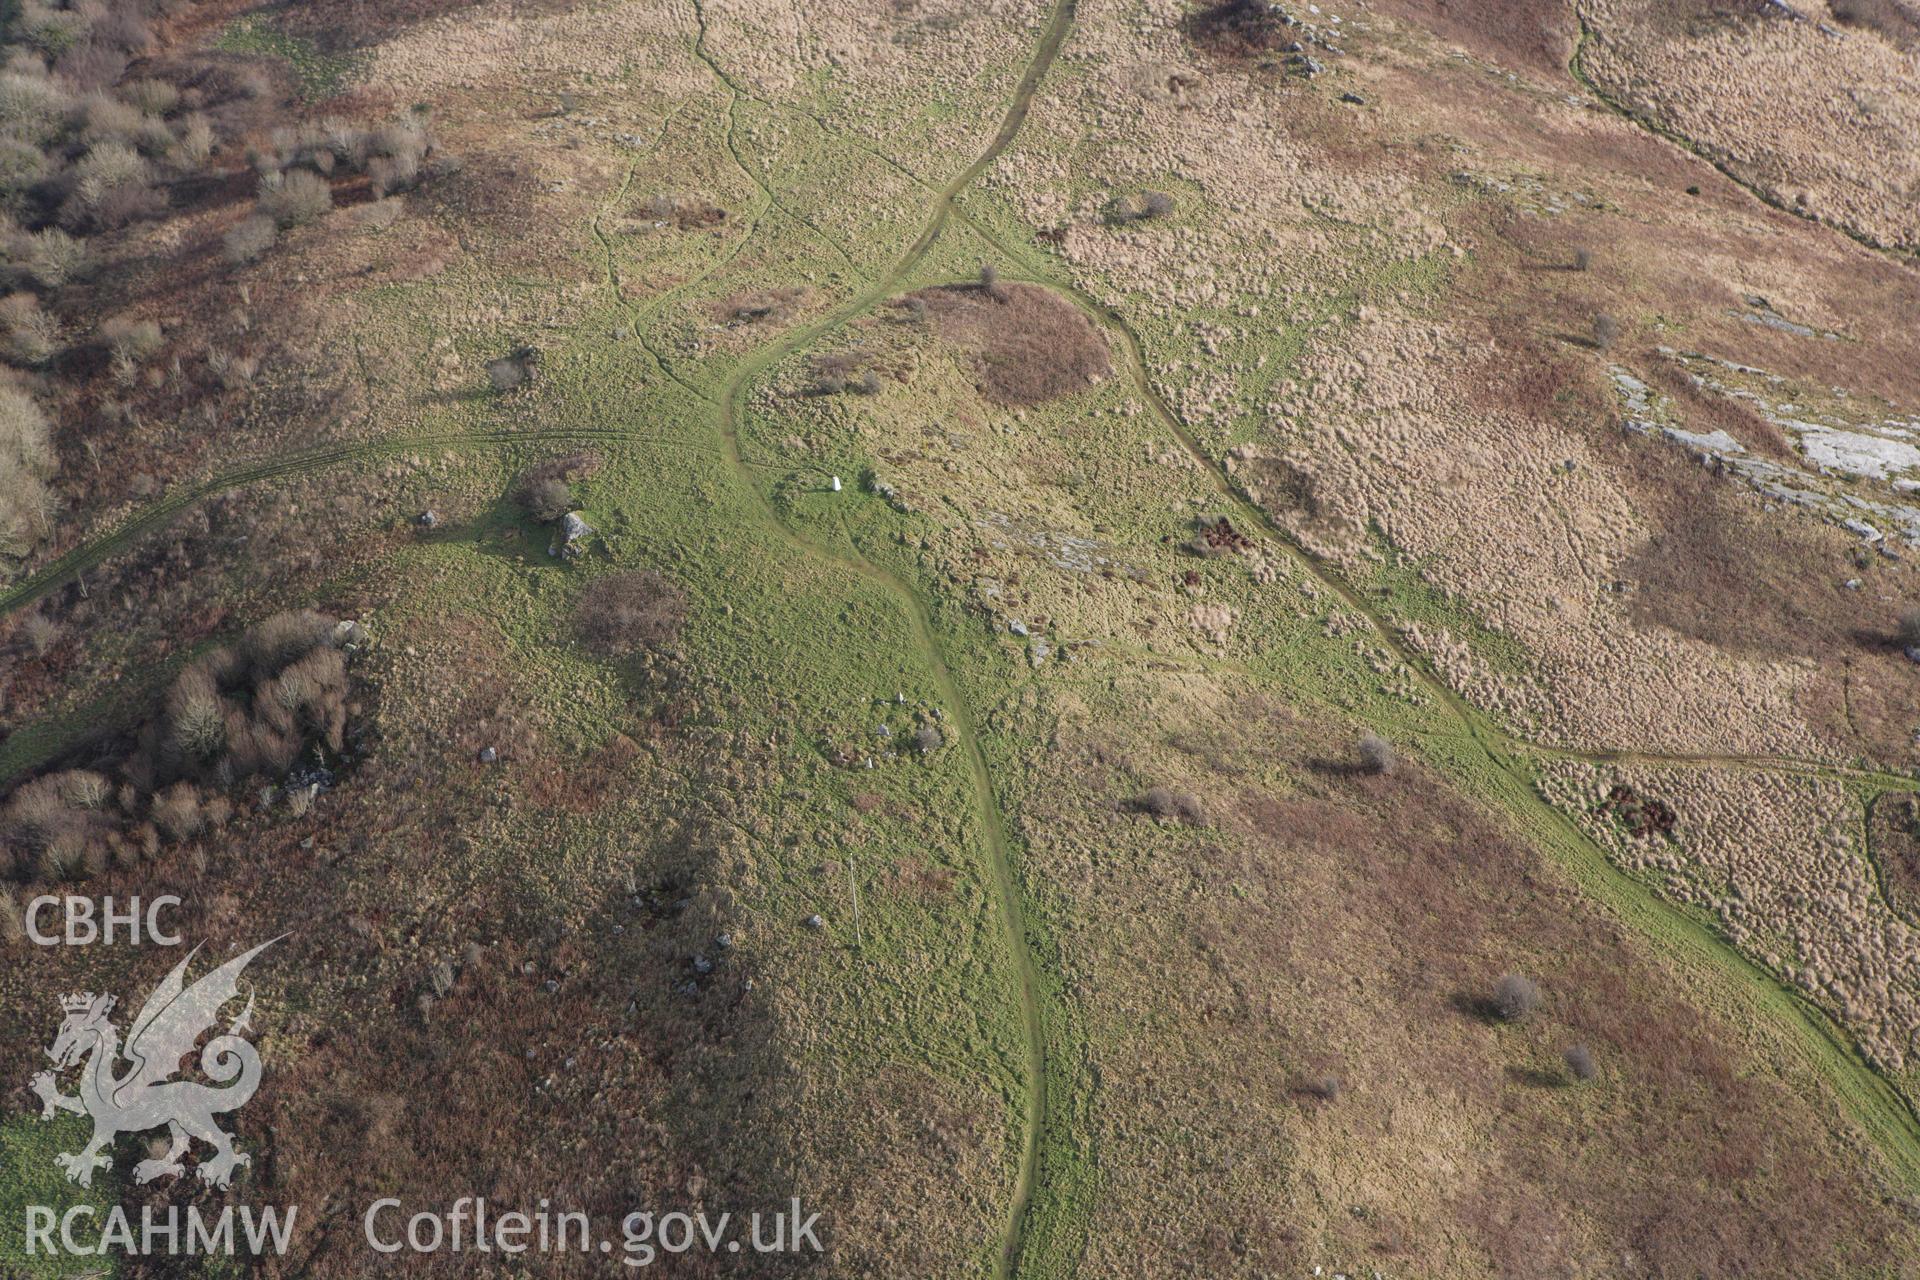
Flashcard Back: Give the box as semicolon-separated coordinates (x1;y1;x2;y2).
28;938;281;1189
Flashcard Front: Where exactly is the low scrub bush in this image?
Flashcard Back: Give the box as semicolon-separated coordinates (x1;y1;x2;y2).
978;261;1004;301
1357;732;1396;775
1592;312;1621;350
2;609;362;881
1831;0;1920;47
1107;190;1175;224
807;350;879;396
1897;607;1920;649
1130;785;1207;825
15;226;93;288
100;312;161;363
487;345;538;393
512;450;597;522
0;136;48;213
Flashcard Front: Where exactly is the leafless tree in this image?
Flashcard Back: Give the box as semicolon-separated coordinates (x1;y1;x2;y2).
1592;312;1621;350
1493;972;1542;1022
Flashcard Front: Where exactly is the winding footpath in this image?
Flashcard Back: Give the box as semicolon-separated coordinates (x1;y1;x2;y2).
687;2;1079;1275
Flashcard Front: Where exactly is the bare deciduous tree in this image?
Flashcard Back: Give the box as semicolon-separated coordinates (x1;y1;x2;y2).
1358;732;1396;776
1592;312;1621;350
1493;972;1542;1022
256;169;332;228
979;262;1004;302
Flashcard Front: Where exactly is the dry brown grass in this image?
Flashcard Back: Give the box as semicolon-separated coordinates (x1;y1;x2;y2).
1369;0;1578;72
1024;682;1907;1276
1545;761;1920;1072
1582;0;1920;249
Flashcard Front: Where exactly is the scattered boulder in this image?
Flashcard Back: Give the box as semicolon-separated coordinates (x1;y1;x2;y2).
551;511;596;560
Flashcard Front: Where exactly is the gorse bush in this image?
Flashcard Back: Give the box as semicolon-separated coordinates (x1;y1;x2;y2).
1131;785;1207;825
1897;607;1920;649
124;77;176;116
487;346;538;393
0;70;72;146
0;135;48;212
978;261;1004;301
64;139;155;230
1592;312;1621;350
519;475;572;523
100;312;161;362
1108;189;1175;224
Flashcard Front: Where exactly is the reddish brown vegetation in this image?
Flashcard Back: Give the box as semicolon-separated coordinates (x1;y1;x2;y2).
1234;740;1886;1273
1869;793;1920;918
1369;0;1577;73
573;570;688;656
273;0;582;51
1182;0;1307;60
1035;689;1903;1274
1830;0;1920;47
1600;782;1677;838
1187;514;1254;556
910;282;1111;407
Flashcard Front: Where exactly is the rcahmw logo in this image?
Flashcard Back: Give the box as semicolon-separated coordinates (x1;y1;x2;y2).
22;936;299;1261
